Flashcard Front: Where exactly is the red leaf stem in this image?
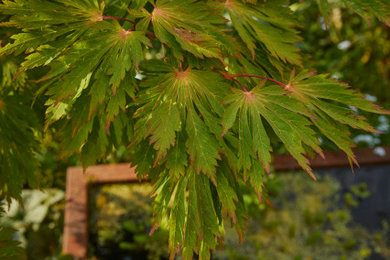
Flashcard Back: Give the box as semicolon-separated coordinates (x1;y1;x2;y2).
231;78;248;92
102;16;137;26
212;69;248;92
230;74;287;88
179;61;184;72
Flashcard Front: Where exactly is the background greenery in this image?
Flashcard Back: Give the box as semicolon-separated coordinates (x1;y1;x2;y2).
87;173;390;260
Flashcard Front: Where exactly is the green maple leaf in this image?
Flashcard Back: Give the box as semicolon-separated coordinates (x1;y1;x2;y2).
219;0;302;64
134;64;228;180
346;0;390;25
0;0;150;129
223;70;388;179
42;23;149;104
223;81;319;178
0;0;104;55
0;90;40;202
286;70;390;164
315;0;390;26
134;0;235;60
166;133;188;179
167;174;187;256
80;119;109;170
215;166;239;223
151;168;222;260
186;104;220;184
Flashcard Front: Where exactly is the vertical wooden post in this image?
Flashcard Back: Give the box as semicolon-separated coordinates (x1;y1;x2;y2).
62;164;139;258
63;167;88;258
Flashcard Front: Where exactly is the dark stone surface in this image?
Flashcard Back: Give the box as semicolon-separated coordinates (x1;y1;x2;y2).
317;164;390;260
318;164;390;231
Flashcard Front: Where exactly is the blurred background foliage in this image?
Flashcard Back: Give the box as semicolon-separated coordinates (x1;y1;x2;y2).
88;184;169;259
87;174;390;260
0;189;65;259
0;202;25;260
214;173;390;260
0;0;389;259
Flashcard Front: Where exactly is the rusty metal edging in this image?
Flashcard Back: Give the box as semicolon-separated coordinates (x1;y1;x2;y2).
273;146;390;171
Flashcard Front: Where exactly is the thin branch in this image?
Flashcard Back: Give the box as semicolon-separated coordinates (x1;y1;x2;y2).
230;74;287;88
102;16;137;26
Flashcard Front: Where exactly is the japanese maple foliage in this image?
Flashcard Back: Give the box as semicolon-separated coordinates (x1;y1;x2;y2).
0;0;389;259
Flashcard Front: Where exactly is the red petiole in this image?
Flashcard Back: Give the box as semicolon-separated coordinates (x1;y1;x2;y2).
102;16;137;26
216;70;287;92
230;74;287;88
231;78;248;92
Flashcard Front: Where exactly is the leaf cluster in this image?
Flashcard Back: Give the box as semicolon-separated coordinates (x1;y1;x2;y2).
0;0;389;258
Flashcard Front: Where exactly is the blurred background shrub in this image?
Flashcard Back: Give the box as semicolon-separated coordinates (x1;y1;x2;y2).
214;173;390;260
0;189;65;259
88;184;169;260
87;173;390;260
